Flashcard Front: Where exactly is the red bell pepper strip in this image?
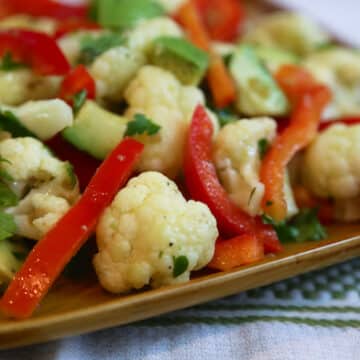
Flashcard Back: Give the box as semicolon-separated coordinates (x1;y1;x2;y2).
54;19;101;39
0;138;144;319
255;218;283;254
260;66;331;221
176;1;236;108
4;0;88;19
45;134;101;191
0;29;70;75
59;65;96;106
319;117;360;132
193;0;245;42
208;234;264;271
184;105;256;237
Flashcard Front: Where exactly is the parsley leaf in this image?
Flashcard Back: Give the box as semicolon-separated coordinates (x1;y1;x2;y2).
0;52;27;71
262;208;327;244
0;109;35;138
124;114;161;137
173;256;189;278
73;89;88;114
216;108;237;127
258;138;269;159
78;33;125;65
0;182;18;208
65;162;77;189
0;212;17;241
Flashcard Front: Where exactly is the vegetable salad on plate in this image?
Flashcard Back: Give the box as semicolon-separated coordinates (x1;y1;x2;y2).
0;0;359;319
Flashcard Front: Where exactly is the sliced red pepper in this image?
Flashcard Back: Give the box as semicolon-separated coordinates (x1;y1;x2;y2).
54;19;101;39
255;218;283;254
193;0;245;42
59;64;96;106
0;0;15;19
0;29;70;75
45;134;101;191
208;234;264;271
176;1;236;108
0;138;144;319
319;117;360;131
185;104;256;237
4;0;88;19
261;66;331;221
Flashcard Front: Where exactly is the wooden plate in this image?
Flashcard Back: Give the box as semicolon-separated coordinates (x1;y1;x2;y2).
1;0;360;351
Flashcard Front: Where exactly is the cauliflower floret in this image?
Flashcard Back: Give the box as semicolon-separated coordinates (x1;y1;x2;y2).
302;124;360;201
125;65;211;178
90;47;146;103
243;12;330;56
0;70;61;106
2;99;73;140
93;172;218;293
0;15;56;35
0;137;80;240
214;118;298;217
156;0;186;14
127;17;183;55
303;48;360;119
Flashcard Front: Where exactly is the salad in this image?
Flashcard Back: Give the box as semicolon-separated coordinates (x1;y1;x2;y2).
0;0;359;319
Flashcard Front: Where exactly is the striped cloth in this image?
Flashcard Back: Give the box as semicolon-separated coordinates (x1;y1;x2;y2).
2;258;359;359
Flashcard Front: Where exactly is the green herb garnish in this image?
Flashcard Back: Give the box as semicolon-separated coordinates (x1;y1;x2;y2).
124;114;161;137
262;208;327;244
0;109;35;138
0;182;18;209
73;89;88;114
258;138;269;159
0;212;17;241
78;33;125;65
65;162;77;189
0;52;27;71
173;256;189;278
216;108;237;127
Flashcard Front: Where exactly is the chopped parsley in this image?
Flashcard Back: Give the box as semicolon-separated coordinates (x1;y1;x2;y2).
0;109;35;138
65;162;77;189
258;138;269;159
73;89;88;114
0;212;17;241
78;33;125;65
124;114;161;137
0;182;18;208
216;108;237;127
0;52;27;71
173;256;189;278
262;208;327;244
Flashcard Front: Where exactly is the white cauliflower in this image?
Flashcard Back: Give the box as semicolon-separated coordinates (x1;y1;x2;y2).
156;0;186;14
302;124;360;200
303;48;360;119
93;171;218;293
125;65;214;178
0;137;80;240
243;12;330;56
214;118;298;217
90;47;146;103
127;17;183;55
0;70;61;106
0;15;56;35
2;99;73;140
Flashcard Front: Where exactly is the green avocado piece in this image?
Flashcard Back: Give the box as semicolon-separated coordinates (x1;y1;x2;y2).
63;101;128;160
97;0;165;29
230;44;289;116
149;36;209;85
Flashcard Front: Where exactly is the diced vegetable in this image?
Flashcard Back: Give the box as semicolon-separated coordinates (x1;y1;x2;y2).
63;101;128;160
0;29;70;75
229;45;289;116
0;138;144;319
150;36;209;85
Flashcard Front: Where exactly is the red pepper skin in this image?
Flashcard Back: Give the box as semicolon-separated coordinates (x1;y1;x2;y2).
0;29;70;75
0;138;144;319
208;234;264;271
184;105;256;237
255;218;283;254
6;0;88;19
319;117;360;131
194;0;245;42
59;65;96;106
45;134;101;191
54;19;101;39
